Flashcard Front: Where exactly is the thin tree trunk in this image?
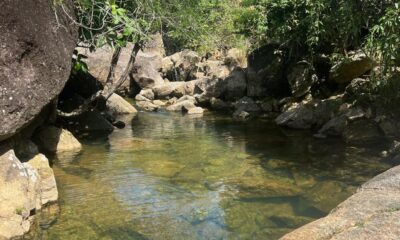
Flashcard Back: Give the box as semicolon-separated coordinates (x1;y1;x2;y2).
57;43;142;118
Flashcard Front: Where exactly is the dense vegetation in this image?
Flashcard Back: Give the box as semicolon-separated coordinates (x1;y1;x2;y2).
68;0;399;101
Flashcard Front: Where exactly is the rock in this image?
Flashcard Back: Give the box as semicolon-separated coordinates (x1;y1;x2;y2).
33;126;82;153
132;50;165;89
194;77;224;98
152;81;196;99
142;33;165;58
27;154;58;205
304;181;355;213
378;117;400;138
141;160;185;178
136;101;159;112
0;150;41;239
0;0;77;141
260;99;279;112
276;97;342;129
176;95;197;104
201;60;231;80
287;61;318;97
169;50;201;81
318;115;347;136
329;51;375;84
106;93;137;116
344;78;371;99
167;97;178;105
152;100;167;107
246;44;288;97
14;140;39;161
281;165;400;240
184;107;204;115
63;110;114;134
210;98;232;111
77;43;137;96
233;110;250;120
223;68;247;100
135;94;150;101
226;176;301;198
161;57;174;76
166;100;196;112
224;48;247;68
343;119;383;144
234;97;261;113
139;89;155;100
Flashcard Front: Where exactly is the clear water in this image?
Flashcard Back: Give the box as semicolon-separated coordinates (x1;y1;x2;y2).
38;112;391;239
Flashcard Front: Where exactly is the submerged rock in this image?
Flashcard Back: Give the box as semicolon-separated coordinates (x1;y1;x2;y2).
281;165;400;240
33;126;82;153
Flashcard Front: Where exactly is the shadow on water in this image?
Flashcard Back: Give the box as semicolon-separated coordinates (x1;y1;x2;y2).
39;111;393;240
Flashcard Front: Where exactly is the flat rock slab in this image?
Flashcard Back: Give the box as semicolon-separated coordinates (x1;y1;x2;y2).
281;165;400;240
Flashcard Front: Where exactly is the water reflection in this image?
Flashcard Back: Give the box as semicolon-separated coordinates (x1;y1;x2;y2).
40;111;392;239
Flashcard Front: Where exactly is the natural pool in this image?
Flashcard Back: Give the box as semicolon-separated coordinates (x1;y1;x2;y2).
37;111;392;239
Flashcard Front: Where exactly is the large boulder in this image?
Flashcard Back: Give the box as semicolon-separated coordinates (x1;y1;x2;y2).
131;50;164;89
0;150;41;239
222;68;247;101
168;50;201;81
287;61;318;98
329;51;375;84
77;44;135;96
33;126;82;153
0;0;78;141
246;44;289;97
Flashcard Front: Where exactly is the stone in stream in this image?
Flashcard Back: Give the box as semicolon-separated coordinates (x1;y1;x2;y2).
152;99;167;107
106;93;137;116
139;89;155;100
184;107;204;115
0;150;41;239
136;100;159;112
33;126;82;153
26;154;58;205
166;97;197;112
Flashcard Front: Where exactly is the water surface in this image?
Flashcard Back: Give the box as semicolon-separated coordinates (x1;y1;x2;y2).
40;112;391;239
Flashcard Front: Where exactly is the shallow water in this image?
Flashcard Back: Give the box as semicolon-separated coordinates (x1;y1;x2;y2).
39;111;391;239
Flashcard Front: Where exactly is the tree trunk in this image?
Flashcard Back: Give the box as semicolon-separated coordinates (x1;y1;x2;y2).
57;43;142;118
